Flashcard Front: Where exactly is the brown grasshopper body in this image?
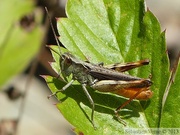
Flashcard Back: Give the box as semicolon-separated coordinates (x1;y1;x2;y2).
61;52;152;99
53;52;153;126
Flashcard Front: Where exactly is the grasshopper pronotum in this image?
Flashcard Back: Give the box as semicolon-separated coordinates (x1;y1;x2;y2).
45;8;153;127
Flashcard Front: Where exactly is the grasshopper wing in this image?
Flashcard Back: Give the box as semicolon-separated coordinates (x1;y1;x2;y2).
104;59;150;72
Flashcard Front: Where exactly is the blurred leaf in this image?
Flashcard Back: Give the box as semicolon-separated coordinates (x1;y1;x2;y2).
0;0;44;87
46;0;170;134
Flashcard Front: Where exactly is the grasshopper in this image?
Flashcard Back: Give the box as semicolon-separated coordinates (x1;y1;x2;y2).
48;51;152;126
45;7;152;127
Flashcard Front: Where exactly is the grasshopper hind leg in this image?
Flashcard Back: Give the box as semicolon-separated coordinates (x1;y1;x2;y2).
114;88;147;126
82;84;95;128
47;80;75;99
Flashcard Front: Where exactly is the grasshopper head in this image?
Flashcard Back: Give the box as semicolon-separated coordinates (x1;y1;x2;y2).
60;53;74;77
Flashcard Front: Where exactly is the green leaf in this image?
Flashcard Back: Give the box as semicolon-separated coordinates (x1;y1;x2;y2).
139;11;170;128
46;0;171;134
160;54;180;127
0;0;43;87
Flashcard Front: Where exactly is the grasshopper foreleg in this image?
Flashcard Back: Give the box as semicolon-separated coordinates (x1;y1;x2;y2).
82;84;95;127
48;79;75;99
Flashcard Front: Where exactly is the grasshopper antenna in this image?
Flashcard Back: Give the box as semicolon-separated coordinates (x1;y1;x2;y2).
45;7;63;99
45;7;62;55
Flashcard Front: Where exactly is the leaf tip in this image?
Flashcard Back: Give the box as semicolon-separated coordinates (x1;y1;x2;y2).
46;44;53;49
55;17;60;21
163;29;167;33
147;7;150;12
146;7;153;14
40;75;46;79
48;61;54;66
72;128;84;135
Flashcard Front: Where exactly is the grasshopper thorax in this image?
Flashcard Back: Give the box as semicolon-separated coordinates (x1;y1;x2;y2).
60;52;96;85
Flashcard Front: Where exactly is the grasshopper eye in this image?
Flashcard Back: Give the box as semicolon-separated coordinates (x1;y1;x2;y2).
65;57;72;65
60;54;72;71
61;54;72;65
